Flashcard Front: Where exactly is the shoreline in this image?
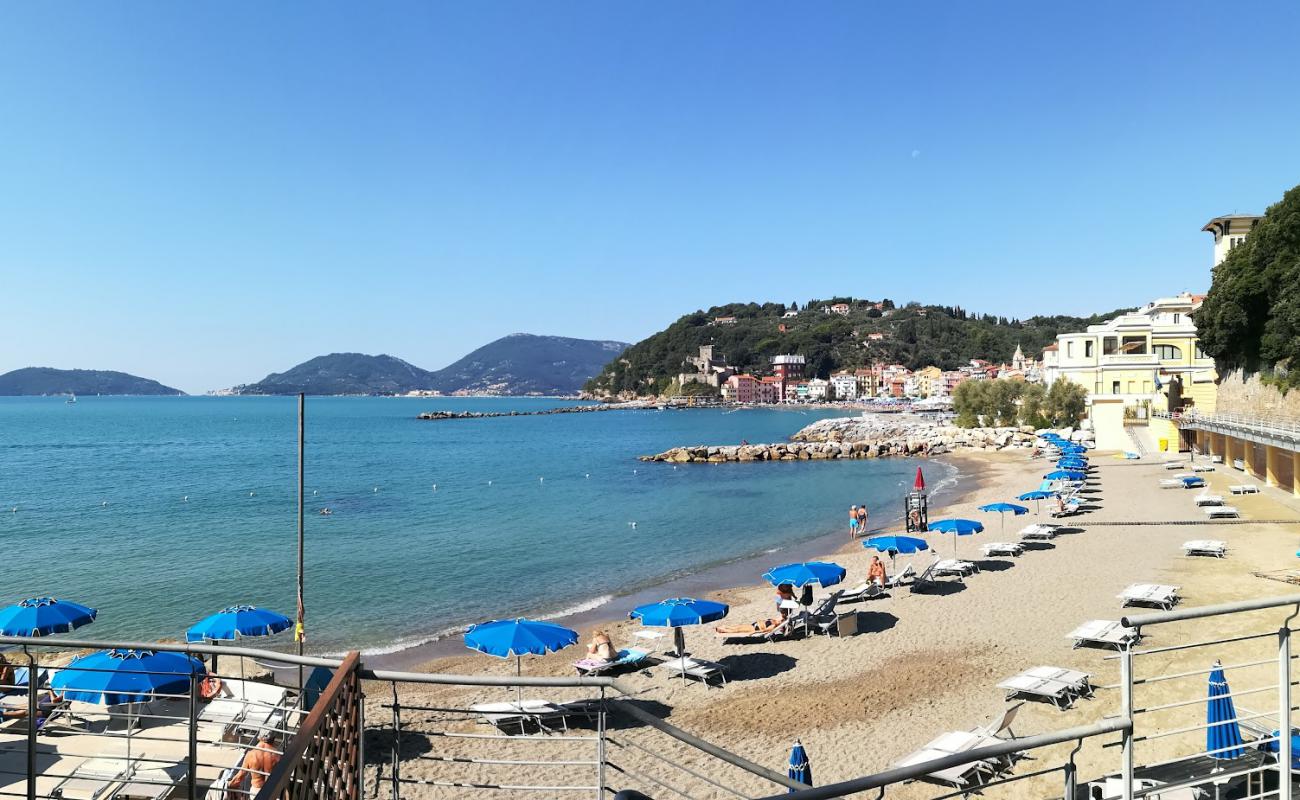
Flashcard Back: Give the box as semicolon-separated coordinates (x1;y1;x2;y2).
367;453;979;671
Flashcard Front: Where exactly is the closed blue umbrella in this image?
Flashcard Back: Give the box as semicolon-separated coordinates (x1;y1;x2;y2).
465;618;579;700
762;562;847;589
1181;476;1206;488
1207;661;1245;760
630;598;729;679
928;518;984;554
978;502;1028;536
186;605;292;643
0;597;97;637
788;740;812;790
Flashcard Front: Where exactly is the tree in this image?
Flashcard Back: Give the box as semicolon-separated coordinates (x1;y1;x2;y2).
1044;380;1087;426
988;380;1024;426
953;380;989;428
790;301;799;311
1019;383;1048;428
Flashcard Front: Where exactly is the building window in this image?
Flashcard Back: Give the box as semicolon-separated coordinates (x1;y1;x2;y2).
1154;344;1182;361
1195;344;1209;360
1103;337;1118;355
1066;342;1073;358
1111;381;1120;394
1143;381;1152;393
1085;341;1094;358
1172;313;1180;324
1121;336;1147;355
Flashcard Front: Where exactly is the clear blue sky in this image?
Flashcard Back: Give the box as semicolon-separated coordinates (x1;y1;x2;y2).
3;2;1298;393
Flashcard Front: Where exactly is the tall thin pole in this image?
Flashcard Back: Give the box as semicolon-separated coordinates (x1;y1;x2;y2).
296;393;306;697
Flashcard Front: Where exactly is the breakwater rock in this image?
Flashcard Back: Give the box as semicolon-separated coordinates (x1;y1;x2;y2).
418;402;651;420
640;417;1094;463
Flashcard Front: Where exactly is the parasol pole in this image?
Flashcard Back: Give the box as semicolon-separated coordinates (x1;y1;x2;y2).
296;393;306;702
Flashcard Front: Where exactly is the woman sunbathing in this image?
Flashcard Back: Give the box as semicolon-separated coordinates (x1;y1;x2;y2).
585;631;617;663
715;618;784;635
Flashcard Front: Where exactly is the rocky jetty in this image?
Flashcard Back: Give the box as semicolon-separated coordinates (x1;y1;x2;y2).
639;416;1094;463
418;402;651;420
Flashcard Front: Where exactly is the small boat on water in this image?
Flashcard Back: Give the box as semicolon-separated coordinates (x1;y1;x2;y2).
66;393;76;404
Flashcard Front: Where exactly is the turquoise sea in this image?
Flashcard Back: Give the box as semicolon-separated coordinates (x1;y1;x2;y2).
0;397;954;655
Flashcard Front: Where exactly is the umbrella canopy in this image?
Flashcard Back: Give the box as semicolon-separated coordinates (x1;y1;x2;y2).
52;649;205;706
863;536;929;555
0;597;97;637
1018;490;1055;501
978;502;1028;515
186;605;292;643
762;562;847;589
1057;457;1088;467
629;598;729;627
1207;661;1245;760
912;467;926;492
927;519;984;535
1181;476;1206;488
464;618;579;658
1044;470;1086;481
788;740;812;790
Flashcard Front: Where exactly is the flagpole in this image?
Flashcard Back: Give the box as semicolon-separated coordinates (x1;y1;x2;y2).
296;393;306;699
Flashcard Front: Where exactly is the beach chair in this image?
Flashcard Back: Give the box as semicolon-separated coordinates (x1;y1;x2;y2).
973;702;1022;739
1159;478;1183;489
49;757;133;800
471;699;575;733
998;667;1092;709
981;542;1024;557
894;730;1011;790
910;561;940;592
839;581;885;603
1194;492;1224;506
886;563;916;588
1192;464;1215;473
1163;461;1186;470
1205;505;1240;519
933;559;979;579
808;590;846;635
573;647;650;676
114;764;187;800
1068;619;1140;650
660;656;727;687
1230;484;1260;495
1183;540;1227;558
1212;455;1224;463
1118;583;1180;611
1019;523;1061;541
1050;500;1083;518
715;614;795;644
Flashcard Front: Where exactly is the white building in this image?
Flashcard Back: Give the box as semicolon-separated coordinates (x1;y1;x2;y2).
830;372;858;400
806;378;829;401
1202;214;1261;266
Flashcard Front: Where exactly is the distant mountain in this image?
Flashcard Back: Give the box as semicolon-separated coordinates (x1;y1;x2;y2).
425;334;629;395
230;335;629;396
0;367;185;396
231;353;435;396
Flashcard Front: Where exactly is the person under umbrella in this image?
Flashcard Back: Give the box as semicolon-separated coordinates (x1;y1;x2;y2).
629;598;728;681
762;562;847;626
464;618;579;703
862;535;928;573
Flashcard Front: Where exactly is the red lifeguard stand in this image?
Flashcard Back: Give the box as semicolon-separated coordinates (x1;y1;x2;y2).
904;466;929;532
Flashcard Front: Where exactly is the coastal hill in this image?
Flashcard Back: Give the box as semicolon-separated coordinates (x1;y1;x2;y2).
424;334;628;395
230;334;628;396
585;298;1131;396
0;367;185;396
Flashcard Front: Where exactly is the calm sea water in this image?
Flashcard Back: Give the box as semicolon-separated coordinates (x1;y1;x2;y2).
0;397;953;654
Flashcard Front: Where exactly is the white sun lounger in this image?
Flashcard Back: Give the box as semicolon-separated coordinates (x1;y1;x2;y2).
1159;478;1184;489
660;656;727;687
1205;505;1240;519
472;700;574;733
1230;484;1260;494
1068;619;1140;649
574;647;650;676
1194;493;1224;506
982;542;1024;557
894;730;1011;789
1183;540;1227;558
1020;523;1061;540
1118;583;1180;611
1192;464;1215;473
933;559;979;578
840;581;885;603
49;757;134;800
886;563;916;588
1163;461;1186;470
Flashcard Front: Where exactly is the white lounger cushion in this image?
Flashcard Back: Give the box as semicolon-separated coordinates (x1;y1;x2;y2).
933;559;978;575
1183;540;1226;557
1230;485;1259;494
1068;619;1138;647
1020;524;1061;540
981;542;1023;556
1118;583;1179;609
1205;506;1240;518
1194;494;1224;506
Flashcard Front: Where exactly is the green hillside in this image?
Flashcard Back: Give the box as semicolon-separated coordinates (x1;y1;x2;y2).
585;298;1132;397
0;367;184;396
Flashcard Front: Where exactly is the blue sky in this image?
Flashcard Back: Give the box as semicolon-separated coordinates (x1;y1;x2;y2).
3;2;1298;393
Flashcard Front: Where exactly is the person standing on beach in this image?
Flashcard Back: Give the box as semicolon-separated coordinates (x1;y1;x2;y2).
857;504;869;534
849;505;858;538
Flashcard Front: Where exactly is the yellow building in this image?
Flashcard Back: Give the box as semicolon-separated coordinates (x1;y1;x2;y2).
913;365;943;398
1052;293;1217;449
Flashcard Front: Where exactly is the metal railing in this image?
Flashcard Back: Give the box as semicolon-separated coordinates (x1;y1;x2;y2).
9;593;1300;800
1160;410;1300;445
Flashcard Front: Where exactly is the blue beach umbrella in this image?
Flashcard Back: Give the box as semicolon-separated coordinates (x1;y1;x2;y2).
1207;661;1245;760
762;562;847;589
1057;457;1088;467
1018;489;1056;514
1045;470;1086;481
863;535;929;570
53;649;206;706
465;618;579;699
927;518;984;554
0;597;97;637
978;502;1028;535
186;605;292;643
788;740;812;790
630;598;729;676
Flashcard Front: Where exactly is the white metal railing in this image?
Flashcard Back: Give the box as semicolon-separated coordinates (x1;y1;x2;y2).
1161;410;1300;445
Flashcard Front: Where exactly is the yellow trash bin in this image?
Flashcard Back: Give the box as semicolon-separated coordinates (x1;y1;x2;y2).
1159;438;1169;452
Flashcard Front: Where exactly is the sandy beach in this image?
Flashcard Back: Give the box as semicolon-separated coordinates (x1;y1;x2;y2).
364;448;1300;799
